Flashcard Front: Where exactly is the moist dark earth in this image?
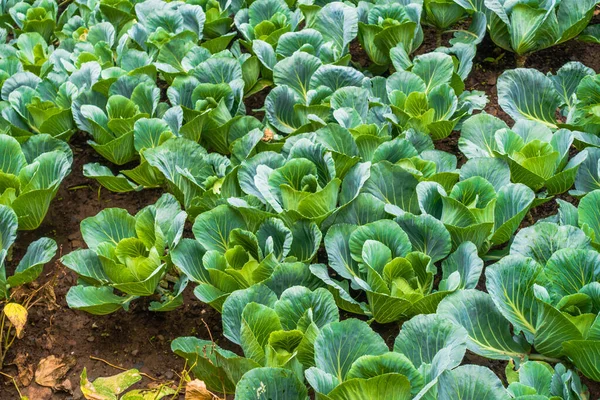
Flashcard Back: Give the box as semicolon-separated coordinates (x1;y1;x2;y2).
4;16;600;399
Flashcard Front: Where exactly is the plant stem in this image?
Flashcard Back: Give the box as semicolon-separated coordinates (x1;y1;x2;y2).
0;310;6;368
516;54;528;68
443;29;479;40
436;31;443;48
89;355;159;381
0;371;23;397
528;353;563;364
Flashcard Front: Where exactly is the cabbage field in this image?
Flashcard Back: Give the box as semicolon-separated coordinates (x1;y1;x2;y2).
2;0;600;398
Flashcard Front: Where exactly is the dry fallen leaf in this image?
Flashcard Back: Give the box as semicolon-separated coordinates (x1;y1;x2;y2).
13;352;34;387
23;384;52;400
41;285;58;311
4;303;28;339
185;379;219;400
262;128;274;142
35;355;76;389
55;378;73;393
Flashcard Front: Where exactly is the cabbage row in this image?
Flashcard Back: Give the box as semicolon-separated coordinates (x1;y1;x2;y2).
2;0;600;397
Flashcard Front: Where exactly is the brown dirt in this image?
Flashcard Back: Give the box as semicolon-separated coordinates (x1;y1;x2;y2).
435;130;467;167
350;39;371;69
244;87;271;120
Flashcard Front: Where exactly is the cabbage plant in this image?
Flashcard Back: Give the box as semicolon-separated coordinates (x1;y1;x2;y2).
171;204;322;311
423;0;466;45
265;52;367;134
0;134;72;230
301;2;359;64
165;54;248;153
264;51;486;138
55;24;141;74
357;0;423;68
497;63;597;131
311;213;487;322
483;0;600;66
234;0;301;47
130;0;207;48
253;28;348;74
73;68;163;165
62;193;187;314
385;52;487;139
127;0;234;70
0;70;76;141
249;3;359;70
172;284;339;395
7;0;58;42
305;316;468;399
0;205;57;299
439;222;600;383
82;117;176;193
417;175;535;251
248;139;343;224
174;304;585;398
144;137;232;211
459;113;587;196
87;133;239;209
504;360;588;399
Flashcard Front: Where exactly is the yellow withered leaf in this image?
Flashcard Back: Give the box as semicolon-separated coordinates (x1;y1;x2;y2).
185;379;219;400
4;303;28;339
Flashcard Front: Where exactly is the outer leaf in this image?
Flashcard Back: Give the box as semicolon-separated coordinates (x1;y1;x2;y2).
222;284;277;345
578;190;600;244
314;319;388;381
510;222;592;265
235;367;308;399
362;161;420;213
8;237;57;287
313;2;358;56
80;208;136;251
192;205;246;253
486;255;541;337
438;365;510;400
497;69;562;128
562;340;600;381
66;286;133;315
395;213;451;263
240;303;282;365
439;241;483;291
273;52;322;102
491;183;535;245
394;313;467;373
327;374;412;400
275;286;339;331
437;290;530;360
